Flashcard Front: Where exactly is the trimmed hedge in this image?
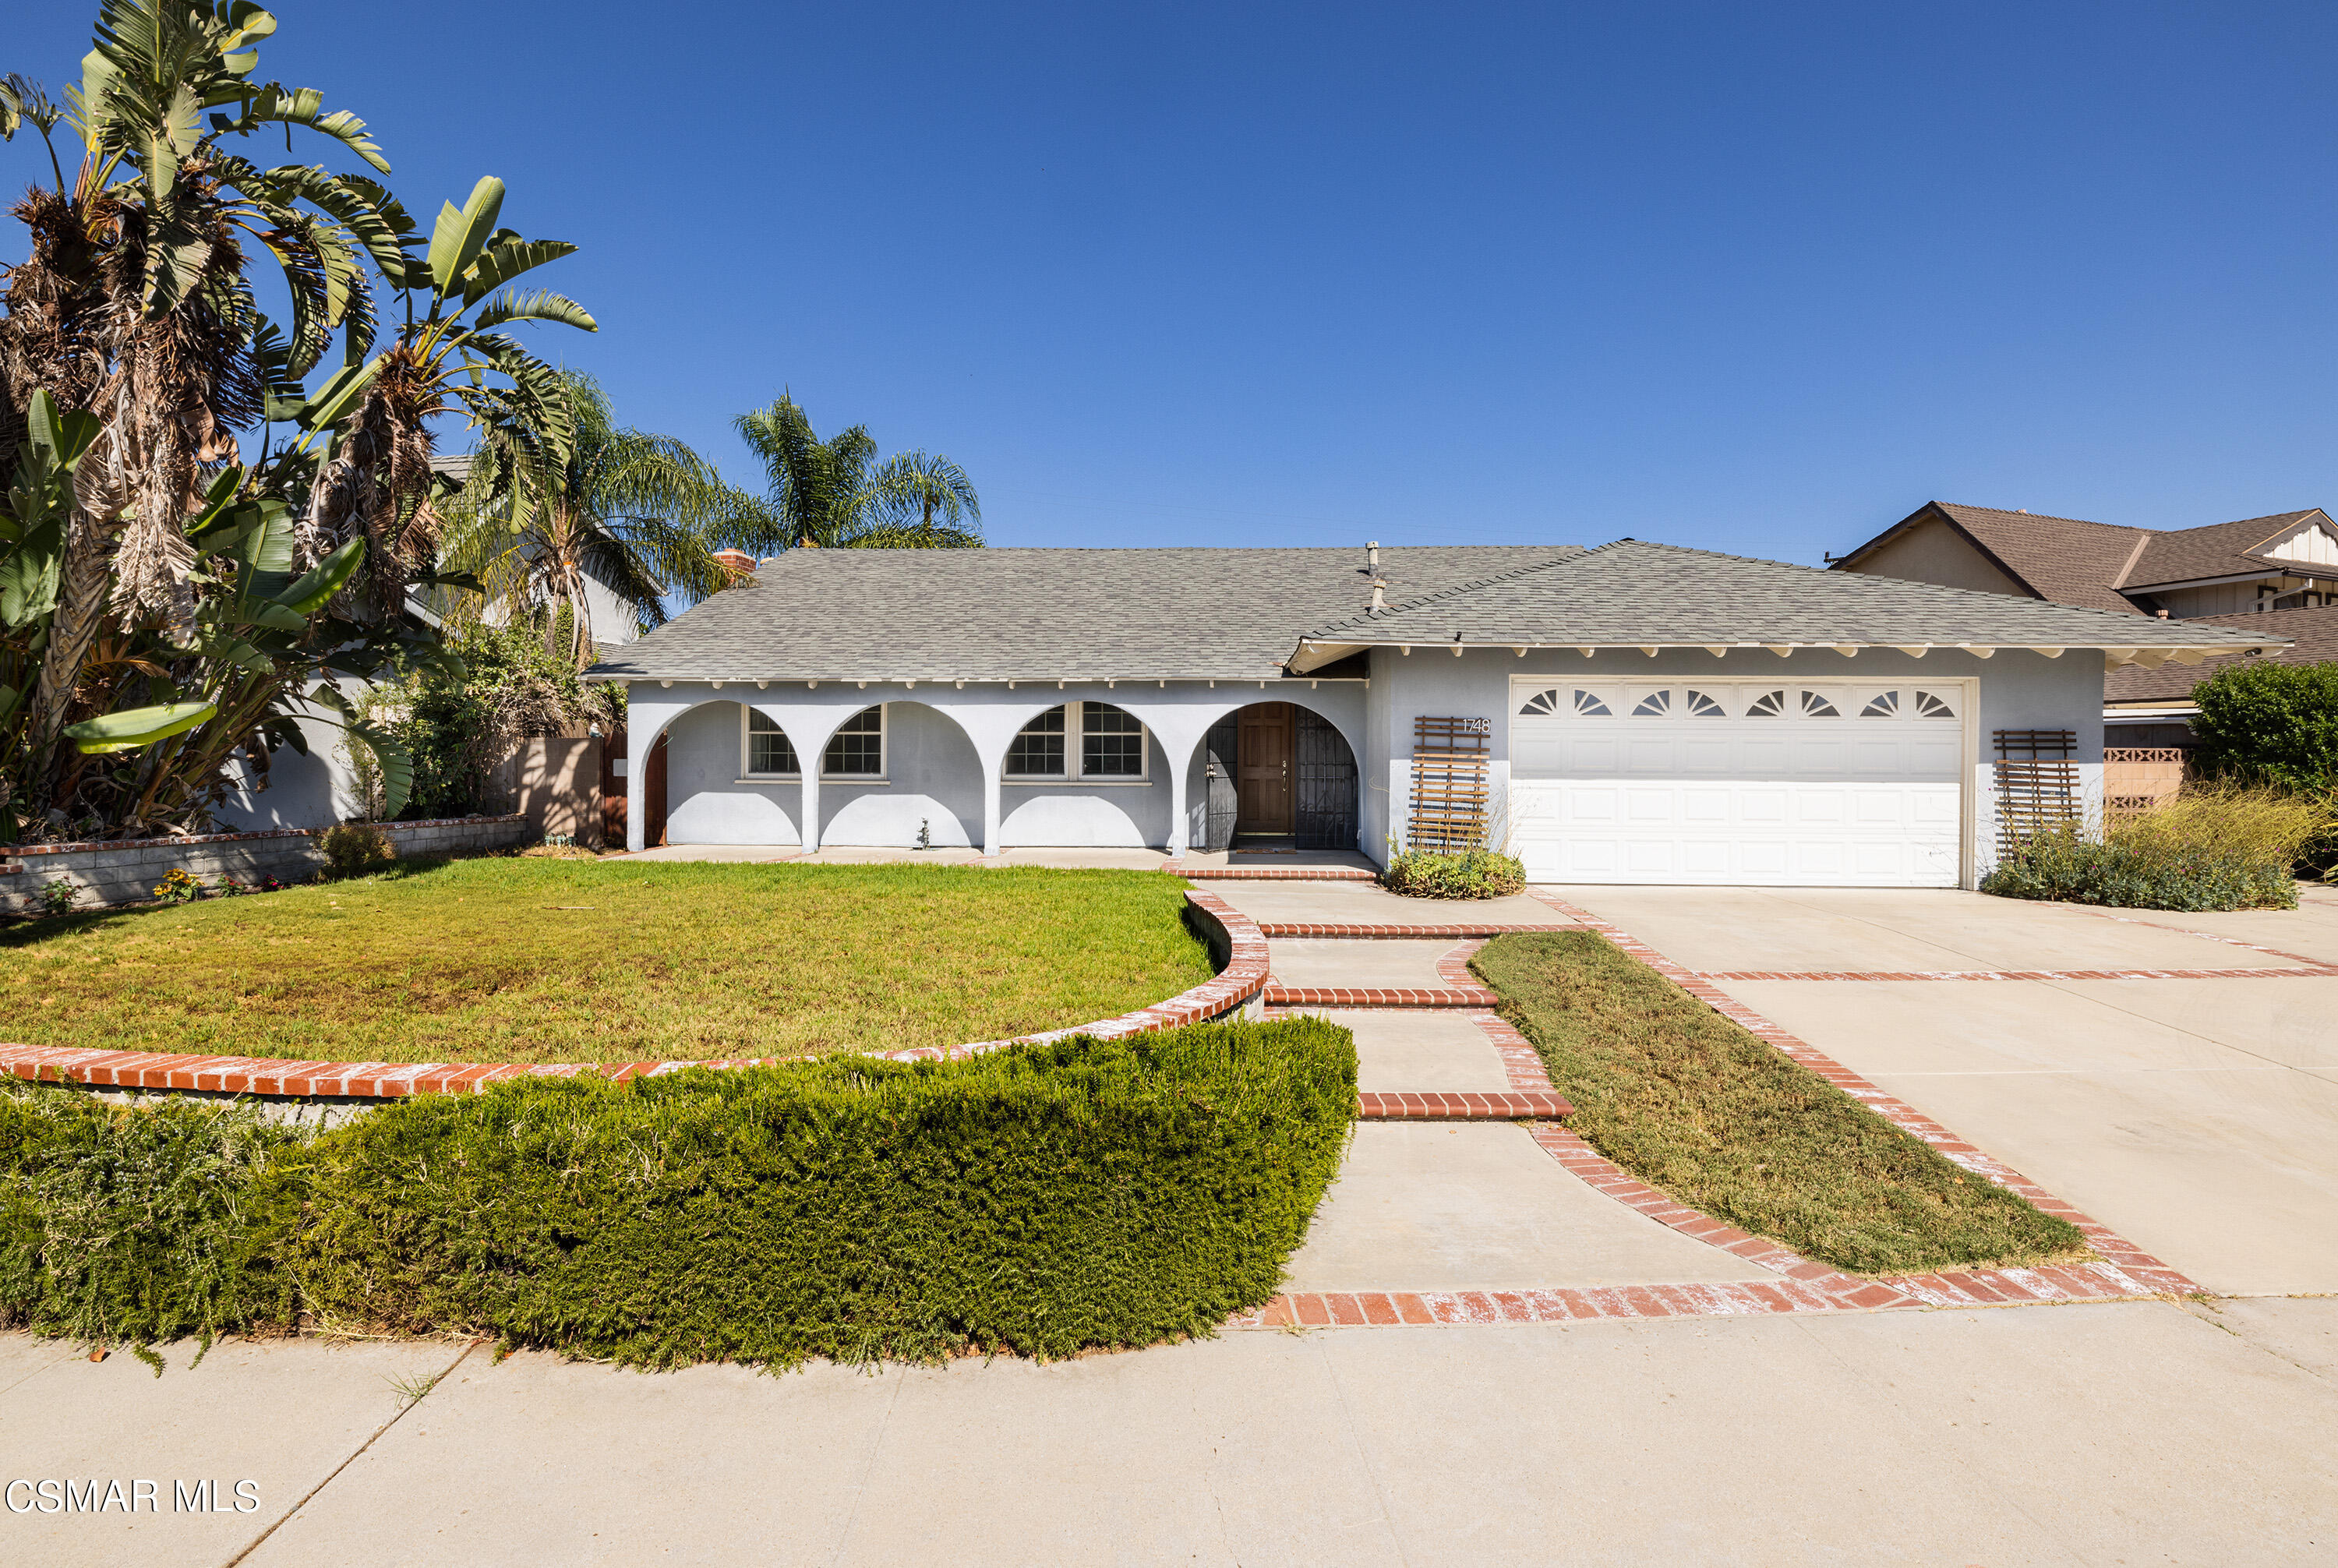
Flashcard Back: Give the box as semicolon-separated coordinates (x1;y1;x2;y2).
0;1019;1355;1370
0;1088;294;1371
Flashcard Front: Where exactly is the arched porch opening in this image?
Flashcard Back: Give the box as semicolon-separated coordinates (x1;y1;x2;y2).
1193;701;1359;853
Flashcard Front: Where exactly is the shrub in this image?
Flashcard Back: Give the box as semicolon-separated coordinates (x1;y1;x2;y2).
318;821;397;880
35;879;78;918
385;619;627;818
1383;848;1526;899
0;1018;1355;1370
1982;785;2327;911
2190;660;2338;793
0;1082;299;1371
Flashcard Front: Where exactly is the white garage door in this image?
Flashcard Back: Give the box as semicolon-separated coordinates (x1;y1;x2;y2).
1507;679;1966;887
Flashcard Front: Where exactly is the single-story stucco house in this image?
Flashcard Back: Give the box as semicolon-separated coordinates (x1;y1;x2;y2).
584;539;2286;888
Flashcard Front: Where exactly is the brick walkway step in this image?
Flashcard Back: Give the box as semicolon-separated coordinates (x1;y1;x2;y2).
1263;984;1500;1007
1169;864;1378;881
1356;1090;1573;1121
1257;921;1580;939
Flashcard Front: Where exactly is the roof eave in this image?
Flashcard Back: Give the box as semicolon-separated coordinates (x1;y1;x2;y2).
1284;636;2292;670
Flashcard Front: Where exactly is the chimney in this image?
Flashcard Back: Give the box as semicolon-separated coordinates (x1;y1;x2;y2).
713;549;756;587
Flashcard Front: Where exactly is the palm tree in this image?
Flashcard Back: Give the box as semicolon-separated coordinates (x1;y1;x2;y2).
443;371;744;665
729;393;980;551
0;1;595;835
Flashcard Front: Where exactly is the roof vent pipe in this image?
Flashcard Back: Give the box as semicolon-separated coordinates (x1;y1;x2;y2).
1371;577;1386;612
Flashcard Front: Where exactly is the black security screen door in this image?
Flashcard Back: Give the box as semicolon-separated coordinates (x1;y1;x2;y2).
1294;709;1358;851
1203;716;1238;852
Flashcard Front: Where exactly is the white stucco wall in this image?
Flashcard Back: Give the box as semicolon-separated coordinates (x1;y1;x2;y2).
1362;645;2107;885
628;681;1369;856
213;691;367;832
629;652;2107;883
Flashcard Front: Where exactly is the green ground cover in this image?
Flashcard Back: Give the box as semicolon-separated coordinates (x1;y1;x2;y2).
0;1019;1357;1368
2;860;1217;1065
1473;931;2085;1275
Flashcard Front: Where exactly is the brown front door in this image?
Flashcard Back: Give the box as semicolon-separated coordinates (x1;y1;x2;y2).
644;733;669;847
599;729;627;848
1237;703;1294;835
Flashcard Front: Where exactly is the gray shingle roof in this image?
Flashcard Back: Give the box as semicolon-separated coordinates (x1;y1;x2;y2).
1293;540;2294;660
587;545;1581;683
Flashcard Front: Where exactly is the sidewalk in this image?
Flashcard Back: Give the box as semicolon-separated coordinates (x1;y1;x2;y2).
6;1300;2333;1566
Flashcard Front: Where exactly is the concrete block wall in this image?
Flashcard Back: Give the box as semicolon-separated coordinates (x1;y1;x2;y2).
0;815;528;914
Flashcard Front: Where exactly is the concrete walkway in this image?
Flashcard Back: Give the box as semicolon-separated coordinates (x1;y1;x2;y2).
1554;883;2338;1296
9;1299;2335;1566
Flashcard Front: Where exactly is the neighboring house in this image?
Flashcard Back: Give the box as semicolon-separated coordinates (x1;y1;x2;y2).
214;455;641;831
1831;501;2338;743
584;539;2280;888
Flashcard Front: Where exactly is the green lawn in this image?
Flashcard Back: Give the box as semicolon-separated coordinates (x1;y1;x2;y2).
2;859;1217;1066
1473;931;2087;1276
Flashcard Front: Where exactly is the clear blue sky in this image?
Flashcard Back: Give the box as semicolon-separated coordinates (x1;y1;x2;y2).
8;2;2334;564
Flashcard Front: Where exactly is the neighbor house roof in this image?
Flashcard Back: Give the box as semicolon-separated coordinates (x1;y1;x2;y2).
1833;500;2338;610
2104;603;2338;705
1923;503;2153;614
2119;510;2332;590
1287;540;2290;673
587;546;1580;683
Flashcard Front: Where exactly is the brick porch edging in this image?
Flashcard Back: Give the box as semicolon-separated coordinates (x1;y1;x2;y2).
1256;920;1580;938
1262;984;1501;1008
0;891;1272;1099
1167;863;1377;881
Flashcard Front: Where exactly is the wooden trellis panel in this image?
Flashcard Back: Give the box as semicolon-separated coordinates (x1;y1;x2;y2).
1410;716;1490;853
1994;728;2082;853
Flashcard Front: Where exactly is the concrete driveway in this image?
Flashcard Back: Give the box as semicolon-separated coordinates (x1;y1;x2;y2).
1552;884;2338;1296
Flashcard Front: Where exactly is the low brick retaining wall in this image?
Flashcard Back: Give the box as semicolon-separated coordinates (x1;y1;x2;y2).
0;890;1271;1104
0;815;528;914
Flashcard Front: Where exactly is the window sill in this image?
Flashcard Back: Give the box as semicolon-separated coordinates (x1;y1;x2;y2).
734;777;800;785
822;776;888;785
1005;777;1154;787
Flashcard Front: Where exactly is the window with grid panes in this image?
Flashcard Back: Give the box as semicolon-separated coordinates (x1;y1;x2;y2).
1082;704;1145;777
822;706;884;777
1005;705;1067;777
744;709;799;775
